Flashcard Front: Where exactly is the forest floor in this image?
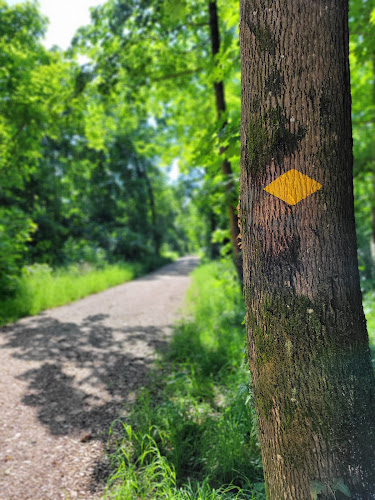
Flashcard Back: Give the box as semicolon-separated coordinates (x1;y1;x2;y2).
0;256;199;500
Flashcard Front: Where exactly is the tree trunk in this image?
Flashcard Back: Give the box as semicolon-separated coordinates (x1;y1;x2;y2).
210;210;221;259
134;159;161;256
239;1;375;498
208;0;243;284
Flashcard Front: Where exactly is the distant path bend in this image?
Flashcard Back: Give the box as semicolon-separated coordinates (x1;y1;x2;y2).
0;255;199;500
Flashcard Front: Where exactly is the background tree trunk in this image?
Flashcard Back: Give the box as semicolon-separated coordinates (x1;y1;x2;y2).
134;159;161;256
208;0;243;284
239;1;375;498
210;210;221;259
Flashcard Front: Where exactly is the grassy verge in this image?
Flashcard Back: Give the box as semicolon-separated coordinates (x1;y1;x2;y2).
0;255;172;326
103;260;265;500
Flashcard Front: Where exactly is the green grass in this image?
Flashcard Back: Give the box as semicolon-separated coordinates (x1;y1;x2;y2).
0;255;172;326
363;290;375;362
103;260;266;500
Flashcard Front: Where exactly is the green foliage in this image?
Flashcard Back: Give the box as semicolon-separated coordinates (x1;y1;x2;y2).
104;260;265;499
349;0;375;62
0;0;199;302
0;1;69;189
349;0;375;287
310;477;351;499
71;0;241;262
363;290;375;364
0;208;36;299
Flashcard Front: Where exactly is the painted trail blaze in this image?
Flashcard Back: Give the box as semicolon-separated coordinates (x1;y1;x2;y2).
264;168;322;205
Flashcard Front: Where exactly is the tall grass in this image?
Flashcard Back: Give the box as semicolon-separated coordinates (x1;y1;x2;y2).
103;260;266;500
0;256;172;326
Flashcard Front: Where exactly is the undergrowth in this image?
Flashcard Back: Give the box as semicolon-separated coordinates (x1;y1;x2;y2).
103;260;265;500
0;255;172;326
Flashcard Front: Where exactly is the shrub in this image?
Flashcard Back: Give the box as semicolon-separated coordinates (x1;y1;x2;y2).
0;207;36;299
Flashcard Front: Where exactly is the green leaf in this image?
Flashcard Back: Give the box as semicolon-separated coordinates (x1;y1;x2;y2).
310;480;326;500
237;382;248;397
330;478;351;497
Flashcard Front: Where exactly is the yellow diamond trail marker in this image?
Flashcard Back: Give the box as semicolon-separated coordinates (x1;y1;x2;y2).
264;169;322;206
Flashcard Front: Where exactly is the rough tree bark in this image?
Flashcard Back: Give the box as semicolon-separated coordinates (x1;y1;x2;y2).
239;1;375;498
208;0;243;283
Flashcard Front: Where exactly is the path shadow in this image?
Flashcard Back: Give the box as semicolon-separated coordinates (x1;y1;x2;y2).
0;256;200;493
0;314;170;439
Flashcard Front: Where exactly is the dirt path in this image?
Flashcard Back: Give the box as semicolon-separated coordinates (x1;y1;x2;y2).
0;256;199;500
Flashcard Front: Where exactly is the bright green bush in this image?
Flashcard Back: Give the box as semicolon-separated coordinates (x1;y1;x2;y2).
0;207;36;299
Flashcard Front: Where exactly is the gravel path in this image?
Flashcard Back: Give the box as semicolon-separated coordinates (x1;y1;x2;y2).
0;256;199;500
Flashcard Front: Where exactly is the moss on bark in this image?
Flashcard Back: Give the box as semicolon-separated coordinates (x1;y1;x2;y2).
246;107;306;176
